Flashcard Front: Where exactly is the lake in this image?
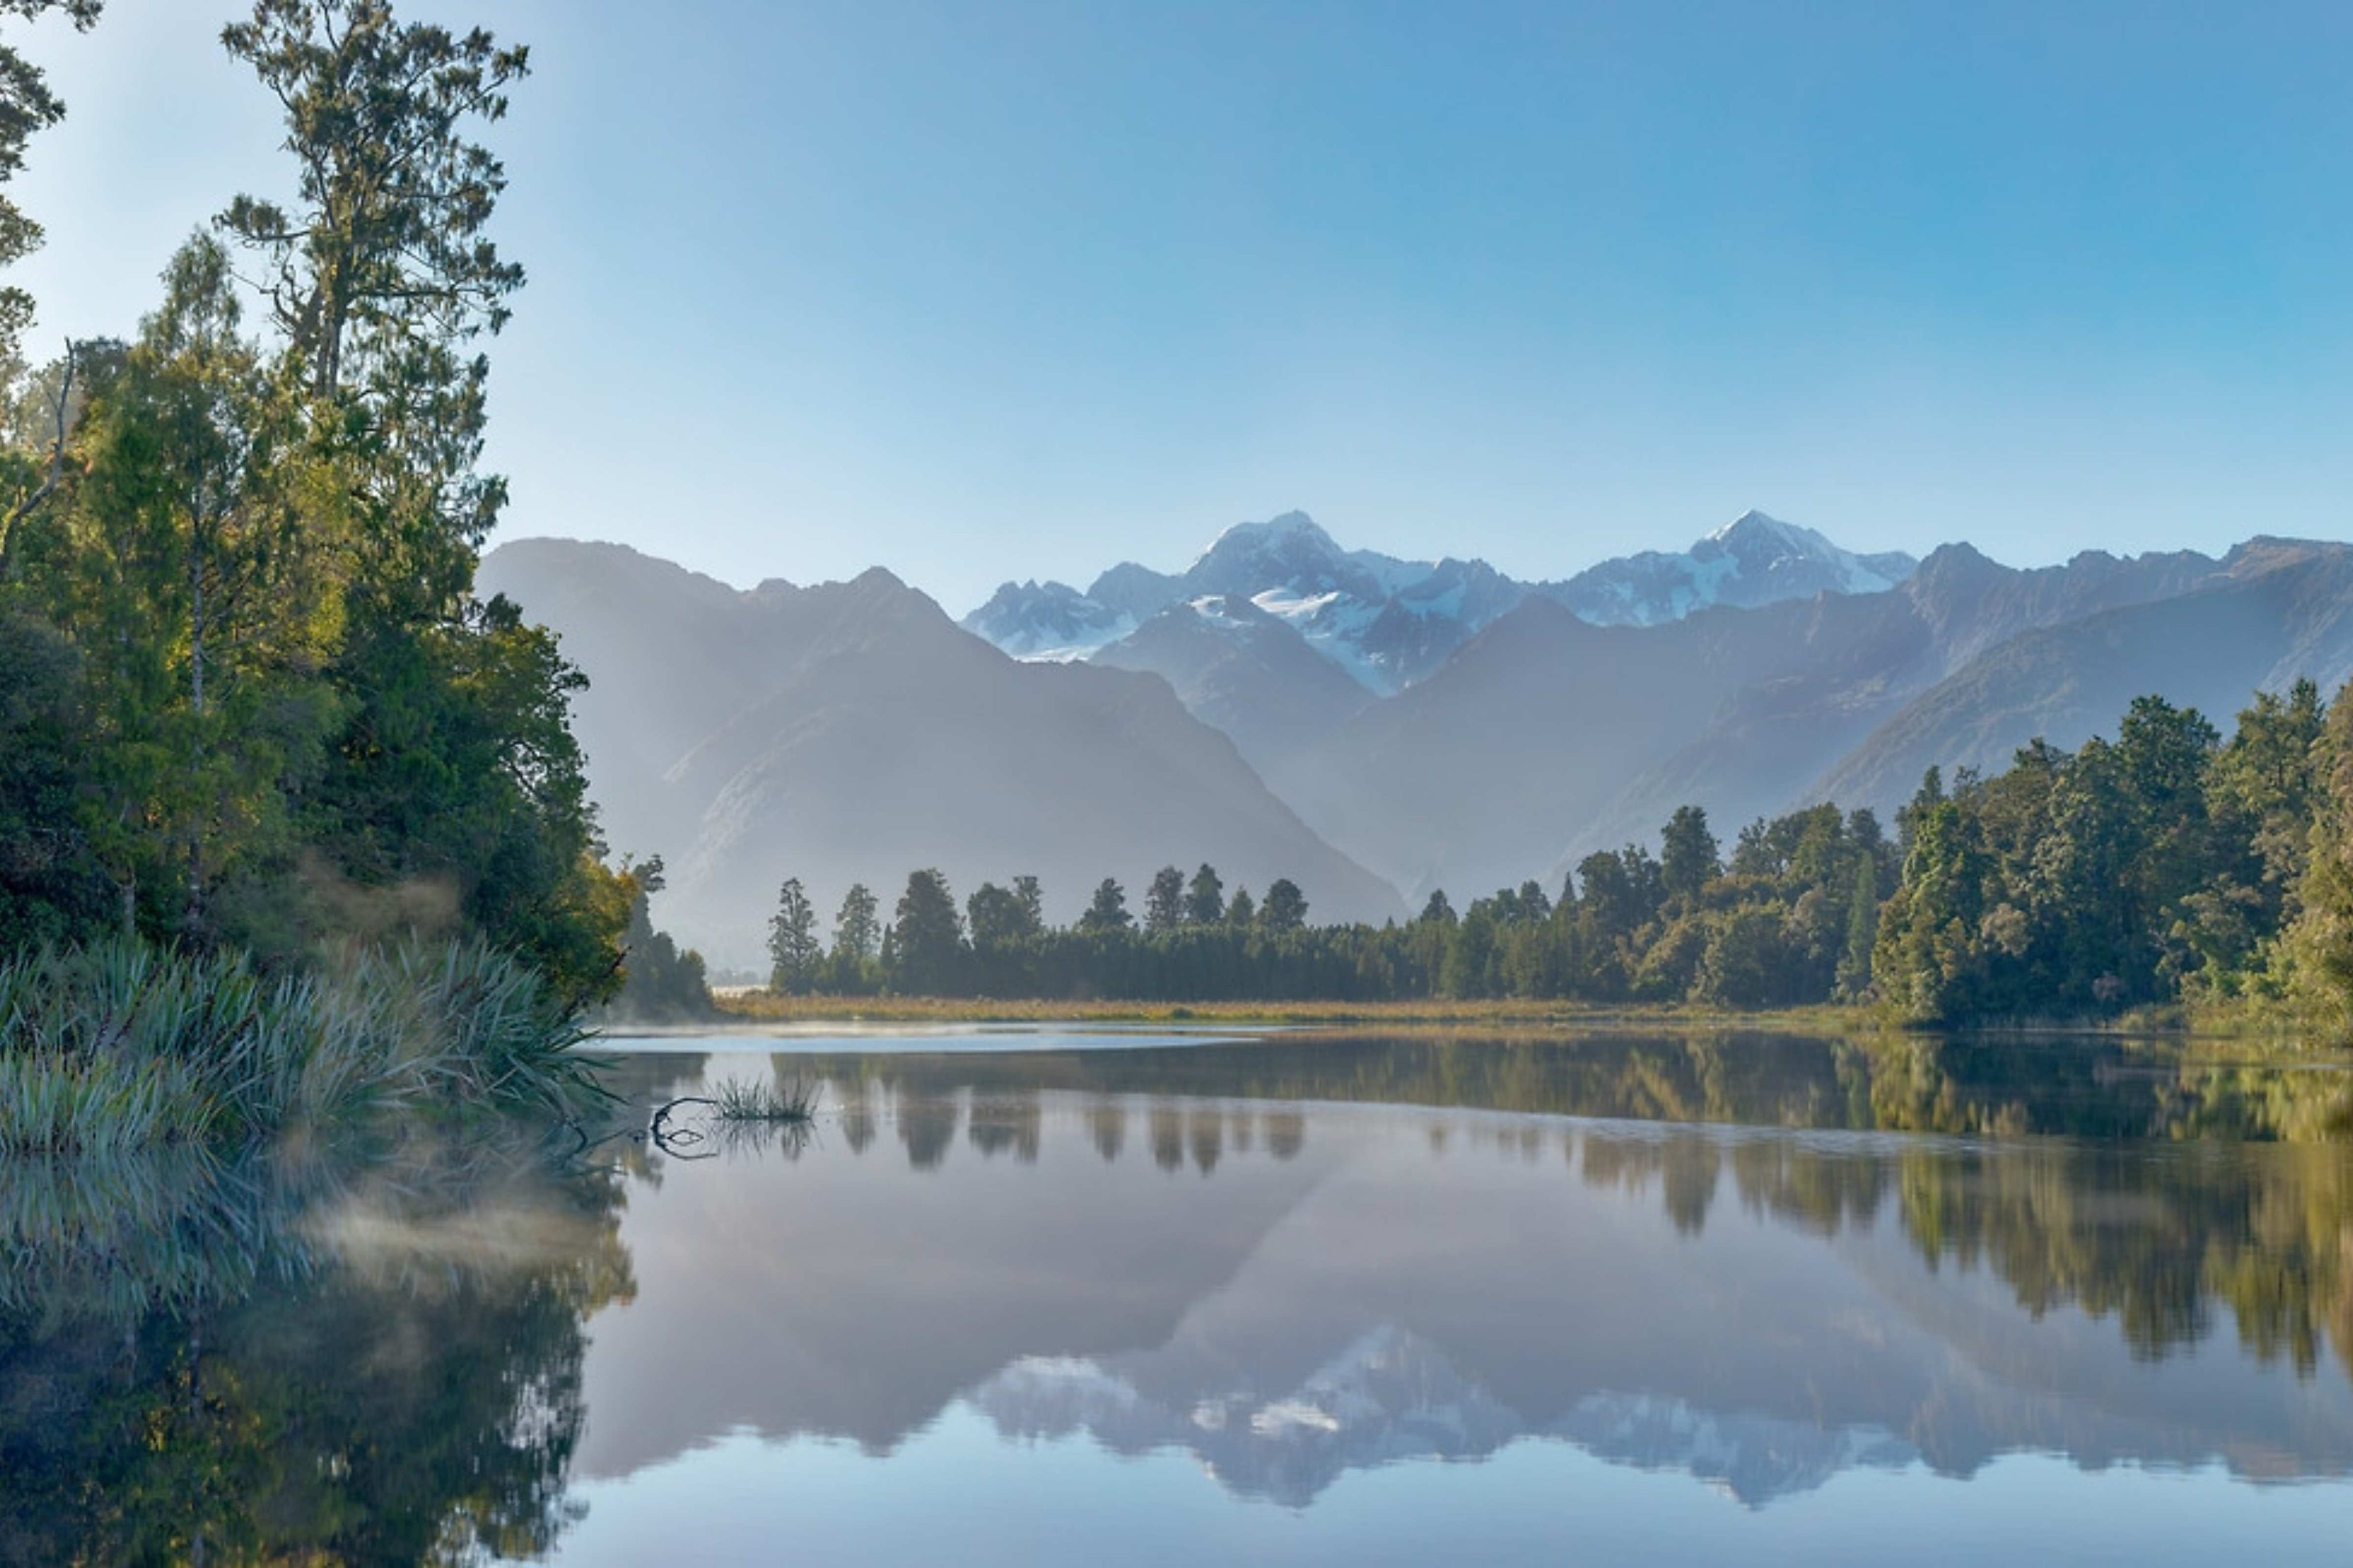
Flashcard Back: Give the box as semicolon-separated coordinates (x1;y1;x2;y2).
6;1026;2353;1563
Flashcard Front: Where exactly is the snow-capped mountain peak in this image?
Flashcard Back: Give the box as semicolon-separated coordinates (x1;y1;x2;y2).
962;578;1133;660
1541;511;1918;628
958;509;1916;697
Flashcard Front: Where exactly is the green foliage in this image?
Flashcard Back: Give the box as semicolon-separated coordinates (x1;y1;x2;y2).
767;875;819;993
0;936;600;1151
826;881;882;993
0;608;109;945
0;0;633;1007
751;682;2351;1024
1185;862;1225;924
1079;876;1132;933
1864;687;2353;1028
890;868;964;993
1144;863;1186;933
710;1075;818;1124
1660;804;1719;905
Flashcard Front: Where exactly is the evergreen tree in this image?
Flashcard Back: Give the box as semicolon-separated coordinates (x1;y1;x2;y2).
889;868;963;994
207;2;623;995
1226;885;1255;927
1185;862;1224;924
1660;804;1719;905
833;881;879;962
1144;864;1185;933
1014;873;1045;933
1261;878;1308;932
1839;851;1878;997
828;881;880;992
1080;877;1131;932
966;880;1035;950
767;876;819;993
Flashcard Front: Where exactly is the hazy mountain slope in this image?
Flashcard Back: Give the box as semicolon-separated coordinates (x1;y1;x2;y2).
1265;597;1811;900
1547;540;2237;873
482;539;1403;965
1090;595;1376;776
476;539;783;862
1815;539;2353;815
1281;538;2262;902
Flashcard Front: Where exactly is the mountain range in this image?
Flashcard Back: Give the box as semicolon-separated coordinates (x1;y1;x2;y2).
483;513;2353;952
475;541;1405;966
963;508;1915;702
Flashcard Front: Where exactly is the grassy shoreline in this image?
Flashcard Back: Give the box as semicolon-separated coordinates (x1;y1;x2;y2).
0;940;604;1154
705;989;2338;1048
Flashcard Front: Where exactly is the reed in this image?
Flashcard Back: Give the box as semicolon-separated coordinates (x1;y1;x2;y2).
710;1076;820;1124
0;938;605;1154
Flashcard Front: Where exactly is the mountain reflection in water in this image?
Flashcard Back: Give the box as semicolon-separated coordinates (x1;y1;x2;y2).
6;1028;2353;1562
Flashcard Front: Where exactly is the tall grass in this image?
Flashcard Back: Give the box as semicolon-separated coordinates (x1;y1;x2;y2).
0;938;604;1154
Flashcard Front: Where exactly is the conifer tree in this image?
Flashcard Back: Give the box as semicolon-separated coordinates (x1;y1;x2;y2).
1261;878;1308;932
767;876;819;993
1144;865;1185;933
1080;877;1131;932
1184;862;1224;924
889;869;963;994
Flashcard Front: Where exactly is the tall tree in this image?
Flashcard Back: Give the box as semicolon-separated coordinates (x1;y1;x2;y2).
767;876;818;993
833;882;879;963
1079;877;1131;933
209;1;621;991
63;235;333;942
1660;804;1719;905
218;0;528;618
966;880;1034;950
2286;682;2353;1032
1184;862;1224;925
889;868;963;994
1260;878;1308;932
1143;864;1185;933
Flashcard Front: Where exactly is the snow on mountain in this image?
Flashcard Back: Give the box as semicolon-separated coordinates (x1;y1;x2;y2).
961;579;1133;660
960;509;1914;698
1537;509;1919;628
966;1322;1917;1509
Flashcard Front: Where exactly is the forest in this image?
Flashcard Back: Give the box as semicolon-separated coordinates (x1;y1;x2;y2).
0;1;636;1145
759;682;2353;1030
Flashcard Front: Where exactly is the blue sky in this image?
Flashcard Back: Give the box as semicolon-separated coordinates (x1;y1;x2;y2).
12;0;2353;611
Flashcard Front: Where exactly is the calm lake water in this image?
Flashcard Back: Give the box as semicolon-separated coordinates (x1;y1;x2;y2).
7;1026;2353;1563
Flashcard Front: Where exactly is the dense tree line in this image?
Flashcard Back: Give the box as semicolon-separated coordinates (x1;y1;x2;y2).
768;680;2353;1029
0;2;645;1001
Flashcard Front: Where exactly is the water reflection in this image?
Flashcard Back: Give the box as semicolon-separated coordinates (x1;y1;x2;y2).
7;1028;2353;1561
0;1137;630;1564
572;1060;2353;1514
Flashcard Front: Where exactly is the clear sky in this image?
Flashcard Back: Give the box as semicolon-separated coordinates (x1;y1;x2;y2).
10;0;2353;612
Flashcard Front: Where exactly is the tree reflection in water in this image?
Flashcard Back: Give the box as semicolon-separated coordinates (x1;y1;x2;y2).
5;1027;2352;1558
800;1029;2353;1388
0;1134;633;1565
